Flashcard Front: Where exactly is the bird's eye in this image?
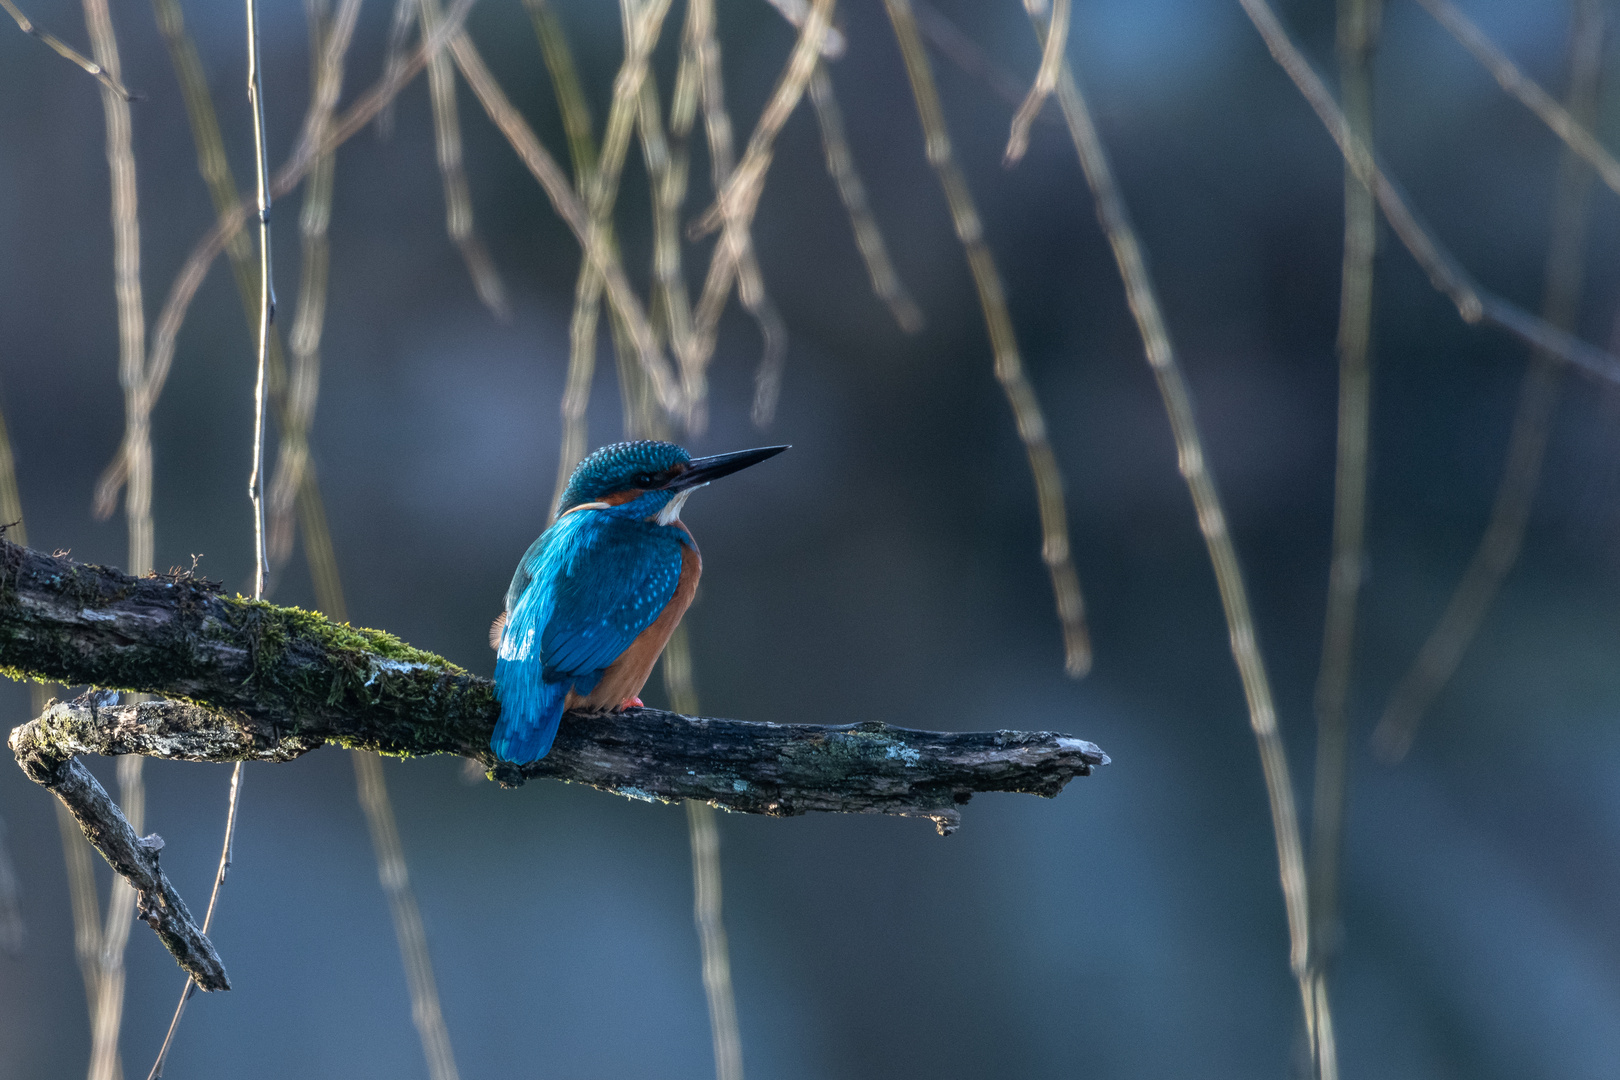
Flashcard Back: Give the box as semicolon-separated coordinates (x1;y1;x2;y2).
634;472;657;488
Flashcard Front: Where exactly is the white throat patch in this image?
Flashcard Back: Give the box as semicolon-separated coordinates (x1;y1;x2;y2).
656;487;696;525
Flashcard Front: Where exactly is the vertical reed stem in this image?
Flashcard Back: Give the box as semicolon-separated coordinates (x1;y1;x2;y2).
1025;9;1324;1071
1305;2;1380;1068
883;0;1091;676
1371;0;1605;761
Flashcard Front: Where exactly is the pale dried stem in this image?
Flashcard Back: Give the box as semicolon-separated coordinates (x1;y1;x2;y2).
1236;0;1620;386
247;0;274;605
680;0;793;427
1004;0;1067;166
884;0;1091;677
444;23;685;417
419;0;509;319
134;0;478;487
760;0;846;57
685;0;801;431
89;755;144;1080
640;78;699;396
1031;9;1319;1066
1373;0;1605;762
525;0;605;513
1306;1;1380;1071
1;0;133;100
376;0;417;139
628;312;746;1080
354;753;462;1080
1415;0;1620;202
270;0;362;569
83;0;147;1070
84;0;150;577
147;762;241;1079
807;63;923;334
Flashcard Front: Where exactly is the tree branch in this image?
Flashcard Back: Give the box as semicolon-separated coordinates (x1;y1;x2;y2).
2;540;1106;981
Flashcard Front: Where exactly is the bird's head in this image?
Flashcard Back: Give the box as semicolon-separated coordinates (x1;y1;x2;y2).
558;440;788;524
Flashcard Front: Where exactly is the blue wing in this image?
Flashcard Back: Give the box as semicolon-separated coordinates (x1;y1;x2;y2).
491;513;686;763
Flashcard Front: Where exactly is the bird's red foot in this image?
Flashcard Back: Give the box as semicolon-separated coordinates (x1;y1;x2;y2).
619;696;645;710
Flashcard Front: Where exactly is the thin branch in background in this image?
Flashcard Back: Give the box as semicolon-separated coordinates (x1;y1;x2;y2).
566;0;676;504
128;0;480;489
1003;0;1066;167
1;0;133;101
1235;0;1620;387
268;0;361;572
89;754;144;1080
684;0;794;430
759;0;846;58
375;0;418;139
524;0;606;511
912;0;1053;119
247;0;274;605
278;9;464;1077
82;0;149;1072
1414;0;1620;203
807;63;923;334
624;307;745;1080
1373;0;1605;762
1307;0;1380;1068
354;753;461;1080
881;0;1091;677
418;0;510;319
444;18;686;418
1025;7;1324;1070
640;76;700;395
85;0;152;578
524;0;598;185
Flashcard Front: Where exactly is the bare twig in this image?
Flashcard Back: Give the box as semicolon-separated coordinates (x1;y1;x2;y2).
12;732;229;992
445;21;686;417
1236;0;1620;387
883;0;1092;677
807;63;923;334
1373;0;1605;762
354;753;461;1080
267;0;361;574
1004;0;1066;166
1414;0;1620;202
525;0;606;509
760;0;845;58
247;0;274;604
683;0;787;431
2;0;133;101
375;0;418;138
419;0;509;319
134;0;481;482
1030;8;1322;1068
1306;1;1380;1074
82;0;148;1069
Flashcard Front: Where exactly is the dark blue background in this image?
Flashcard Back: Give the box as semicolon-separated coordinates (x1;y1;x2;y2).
2;0;1619;1076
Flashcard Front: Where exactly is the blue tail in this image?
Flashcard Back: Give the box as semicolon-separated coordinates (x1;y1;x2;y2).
492;657;570;763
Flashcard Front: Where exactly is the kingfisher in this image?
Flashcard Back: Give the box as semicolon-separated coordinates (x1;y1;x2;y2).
489;439;789;763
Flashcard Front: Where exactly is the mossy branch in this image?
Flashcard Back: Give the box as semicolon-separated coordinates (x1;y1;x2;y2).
2;540;1107;981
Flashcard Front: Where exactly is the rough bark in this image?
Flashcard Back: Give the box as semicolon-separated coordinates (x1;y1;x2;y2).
2;540;1108;985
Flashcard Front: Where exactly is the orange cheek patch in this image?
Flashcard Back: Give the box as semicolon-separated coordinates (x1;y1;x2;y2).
600;488;649;507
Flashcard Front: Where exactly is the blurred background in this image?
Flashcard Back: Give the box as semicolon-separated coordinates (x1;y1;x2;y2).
3;0;1620;1076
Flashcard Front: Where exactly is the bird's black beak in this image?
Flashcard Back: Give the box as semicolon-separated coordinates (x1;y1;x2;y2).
665;445;789;491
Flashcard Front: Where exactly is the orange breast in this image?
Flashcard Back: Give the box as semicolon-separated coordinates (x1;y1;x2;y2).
566;523;701;713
